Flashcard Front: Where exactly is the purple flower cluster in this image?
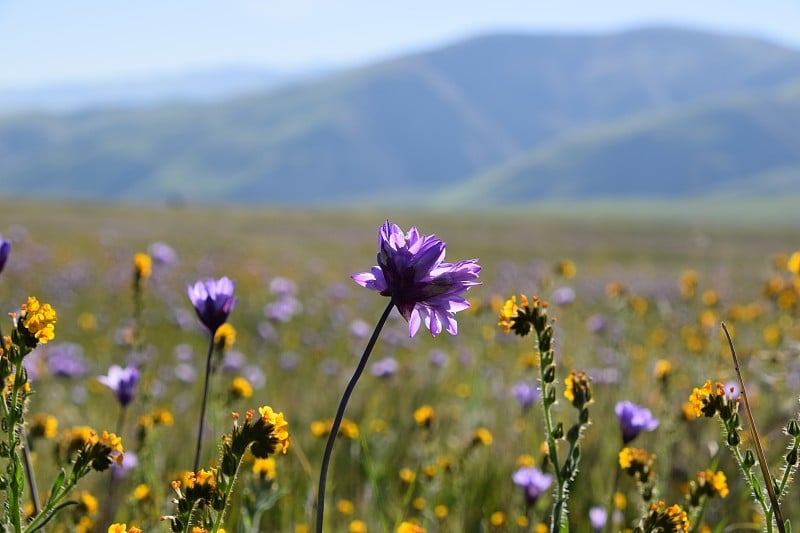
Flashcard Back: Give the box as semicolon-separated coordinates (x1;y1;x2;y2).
0;234;10;274
352;220;481;337
615;401;660;444
512;466;553;504
98;365;140;407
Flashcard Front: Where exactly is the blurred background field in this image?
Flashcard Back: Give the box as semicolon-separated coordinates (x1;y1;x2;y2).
2;201;799;531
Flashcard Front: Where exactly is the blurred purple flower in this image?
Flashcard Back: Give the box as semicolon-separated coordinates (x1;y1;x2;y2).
429;349;448;368
148;241;178;265
187;276;237;333
512;381;541;410
370;357;399;378
46;343;89;378
352;220;481;337
279;352;300;370
551;286;575;305
589;506;607;531
615;401;659;444
220;350;246;372
111;450;139;480
269;276;298;297
98;365;140;407
512;466;553;504
586;314;608;334
349;319;371;339
264;296;302;322
174;363;197;383
0;234;11;274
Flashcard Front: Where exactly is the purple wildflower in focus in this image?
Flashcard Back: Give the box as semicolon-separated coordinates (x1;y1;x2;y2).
512;381;541;411
46;343;89;378
615;401;660;444
0;234;10;274
589;506;607;531
370;357;399;378
352;220;481;337
512;466;553;505
187;276;237;334
97;365;140;407
148;241;178;265
551;286;576;305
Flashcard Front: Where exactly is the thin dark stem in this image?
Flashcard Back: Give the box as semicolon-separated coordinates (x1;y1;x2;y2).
722;322;786;533
315;298;395;533
21;429;40;516
193;333;216;473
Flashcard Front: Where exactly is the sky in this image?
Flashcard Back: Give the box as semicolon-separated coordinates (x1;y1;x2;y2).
1;0;799;88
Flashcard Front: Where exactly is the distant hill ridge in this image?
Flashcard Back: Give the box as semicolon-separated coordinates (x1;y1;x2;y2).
1;26;799;205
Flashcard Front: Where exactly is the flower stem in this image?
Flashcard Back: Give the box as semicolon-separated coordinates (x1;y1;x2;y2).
722;322;785;533
21;429;41;516
193;333;216;473
315;298;395;533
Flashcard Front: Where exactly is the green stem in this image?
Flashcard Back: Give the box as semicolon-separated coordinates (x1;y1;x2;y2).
193;334;216;473
7;359;27;532
722;323;785;533
602;466;620;533
315;298;394;533
212;461;242;532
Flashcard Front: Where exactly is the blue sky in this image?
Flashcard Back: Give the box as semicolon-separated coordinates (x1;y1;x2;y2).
1;0;798;88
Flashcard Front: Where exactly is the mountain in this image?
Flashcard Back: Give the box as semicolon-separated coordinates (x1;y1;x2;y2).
440;85;800;205
0;66;331;115
1;27;800;205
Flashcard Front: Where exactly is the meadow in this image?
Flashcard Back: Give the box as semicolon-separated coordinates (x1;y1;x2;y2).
0;200;798;533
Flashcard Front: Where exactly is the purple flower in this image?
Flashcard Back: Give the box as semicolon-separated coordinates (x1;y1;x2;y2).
512;466;553;504
187;277;237;333
370;356;399;378
111;450;139;480
589;506;607;531
615;401;659;444
148;241;178;265
352;220;481;337
512;381;541;411
0;234;10;274
551;286;575;305
98;365;140;407
46;343;88;378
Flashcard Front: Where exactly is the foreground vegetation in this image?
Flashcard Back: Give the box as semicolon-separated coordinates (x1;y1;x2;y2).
0;201;798;532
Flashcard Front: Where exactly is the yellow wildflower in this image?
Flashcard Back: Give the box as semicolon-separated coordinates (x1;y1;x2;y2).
413;405;435;427
214;323;236;350
259;405;290;454
253;457;276;480
21;297;57;344
229;377;253;400
133;253;152;280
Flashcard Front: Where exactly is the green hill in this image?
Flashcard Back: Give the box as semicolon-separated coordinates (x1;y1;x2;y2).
1;27;800;204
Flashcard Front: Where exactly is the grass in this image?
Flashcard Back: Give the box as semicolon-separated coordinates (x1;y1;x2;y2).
0;199;798;532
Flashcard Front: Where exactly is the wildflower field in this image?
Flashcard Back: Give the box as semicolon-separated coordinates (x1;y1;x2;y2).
1;201;799;533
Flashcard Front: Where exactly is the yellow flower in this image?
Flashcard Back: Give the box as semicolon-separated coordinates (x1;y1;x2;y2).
253;457;276;480
788;251;800;275
340;419;359;439
399;467;416;484
21;297;57;344
77;312;98;331
555;259;576;279
498;295;526;333
653;359;672;380
214;323;237;350
711;471;729;498
472;427;493;446
133;253;152;280
259;406;290;454
108;525;128;533
349;520;367;533
229;377;253;400
397;521;425;533
413;405;435;427
78;491;98;514
337;499;354;515
132;483;150;501
434;504;448;519
29;413;58;439
688;381;713;417
490;511;505;526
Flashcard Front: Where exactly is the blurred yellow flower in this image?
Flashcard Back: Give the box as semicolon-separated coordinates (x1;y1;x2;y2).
133;252;152;280
413;405;435;427
214;323;237;350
